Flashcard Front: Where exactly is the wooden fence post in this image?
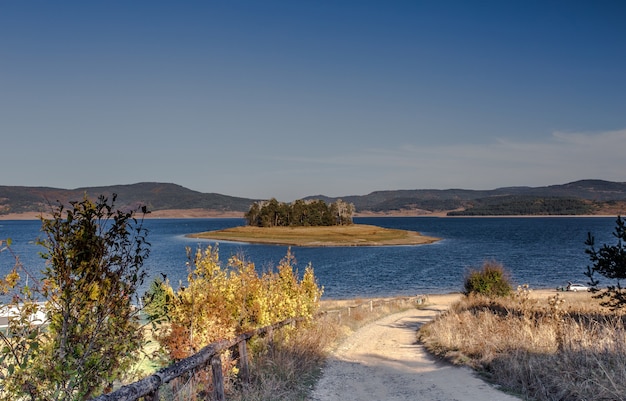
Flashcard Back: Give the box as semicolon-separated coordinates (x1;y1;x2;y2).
86;315;312;401
238;340;250;384
211;354;225;401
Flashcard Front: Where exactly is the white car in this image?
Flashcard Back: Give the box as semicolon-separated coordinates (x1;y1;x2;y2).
566;283;589;292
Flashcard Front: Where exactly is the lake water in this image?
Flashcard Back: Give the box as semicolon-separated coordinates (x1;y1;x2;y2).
0;217;618;299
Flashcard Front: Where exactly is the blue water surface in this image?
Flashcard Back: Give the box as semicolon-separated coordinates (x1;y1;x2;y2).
0;217;618;299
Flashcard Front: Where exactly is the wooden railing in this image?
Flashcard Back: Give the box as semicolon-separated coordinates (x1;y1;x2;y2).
91;294;428;401
91;317;301;401
322;295;429;320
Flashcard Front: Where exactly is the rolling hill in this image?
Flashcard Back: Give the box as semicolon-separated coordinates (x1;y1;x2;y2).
307;179;626;216
0;182;257;217
1;180;625;218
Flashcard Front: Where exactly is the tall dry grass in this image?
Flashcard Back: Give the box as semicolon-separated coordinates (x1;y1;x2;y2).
419;288;626;401
229;297;423;401
226;321;339;401
153;296;421;400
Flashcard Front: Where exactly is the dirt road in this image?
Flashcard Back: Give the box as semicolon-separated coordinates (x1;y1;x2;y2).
309;294;521;401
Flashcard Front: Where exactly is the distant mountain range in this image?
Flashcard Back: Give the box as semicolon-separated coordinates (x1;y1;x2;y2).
0;182;257;217
1;180;625;218
308;179;626;216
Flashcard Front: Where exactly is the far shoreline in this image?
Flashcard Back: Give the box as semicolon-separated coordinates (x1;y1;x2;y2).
0;209;620;221
320;288;592;304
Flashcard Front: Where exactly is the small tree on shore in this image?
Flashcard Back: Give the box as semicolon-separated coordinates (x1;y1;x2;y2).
585;215;626;310
0;195;151;401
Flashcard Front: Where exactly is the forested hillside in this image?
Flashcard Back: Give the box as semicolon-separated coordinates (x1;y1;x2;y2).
1;180;625;217
0;182;256;216
309;180;626;216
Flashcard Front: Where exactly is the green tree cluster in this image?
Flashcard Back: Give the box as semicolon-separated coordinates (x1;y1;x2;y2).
244;198;354;227
448;196;594;216
0;195;150;401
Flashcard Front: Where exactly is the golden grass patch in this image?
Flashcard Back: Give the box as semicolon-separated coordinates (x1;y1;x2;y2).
419;290;626;401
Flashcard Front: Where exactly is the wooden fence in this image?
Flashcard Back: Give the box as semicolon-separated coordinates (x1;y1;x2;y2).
90;317;301;401
90;294;428;401
321;294;429;320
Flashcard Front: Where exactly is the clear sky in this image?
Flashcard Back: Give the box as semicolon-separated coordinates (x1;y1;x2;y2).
1;1;625;201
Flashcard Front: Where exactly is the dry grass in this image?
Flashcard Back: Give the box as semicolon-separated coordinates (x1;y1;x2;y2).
148;323;332;401
149;296;423;400
227;296;425;400
419;288;626;401
228;321;339;401
187;224;439;246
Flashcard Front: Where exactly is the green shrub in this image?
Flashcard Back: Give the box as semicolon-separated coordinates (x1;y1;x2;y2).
464;261;513;297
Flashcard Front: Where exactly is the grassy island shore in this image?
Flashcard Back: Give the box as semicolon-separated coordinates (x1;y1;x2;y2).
187;224;440;247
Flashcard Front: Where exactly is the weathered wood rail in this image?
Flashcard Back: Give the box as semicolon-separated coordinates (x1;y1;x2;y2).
90;317;301;401
90;294;428;401
322;294;429;319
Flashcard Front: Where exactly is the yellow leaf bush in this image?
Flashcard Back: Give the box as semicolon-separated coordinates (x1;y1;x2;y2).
156;245;323;360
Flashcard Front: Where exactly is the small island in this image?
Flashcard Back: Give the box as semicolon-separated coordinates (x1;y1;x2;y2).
187;224;439;247
188;198;439;246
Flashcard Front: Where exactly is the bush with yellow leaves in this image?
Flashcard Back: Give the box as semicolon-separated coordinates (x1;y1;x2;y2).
149;245;323;361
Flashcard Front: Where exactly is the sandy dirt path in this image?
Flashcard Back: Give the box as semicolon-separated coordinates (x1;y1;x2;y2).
309;294;521;401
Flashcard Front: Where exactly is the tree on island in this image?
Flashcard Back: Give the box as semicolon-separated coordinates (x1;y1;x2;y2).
245;198;354;227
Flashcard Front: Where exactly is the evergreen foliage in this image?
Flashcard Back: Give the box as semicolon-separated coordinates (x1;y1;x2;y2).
448;196;595;216
585;215;626;309
142;273;171;324
244;198;354;227
464;261;513;297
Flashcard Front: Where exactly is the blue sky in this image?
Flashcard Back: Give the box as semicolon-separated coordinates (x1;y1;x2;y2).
1;1;625;201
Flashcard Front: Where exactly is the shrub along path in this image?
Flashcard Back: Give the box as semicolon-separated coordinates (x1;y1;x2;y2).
309;294;521;401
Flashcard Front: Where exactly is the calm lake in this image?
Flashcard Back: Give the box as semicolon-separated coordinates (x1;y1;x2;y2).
0;216;618;299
